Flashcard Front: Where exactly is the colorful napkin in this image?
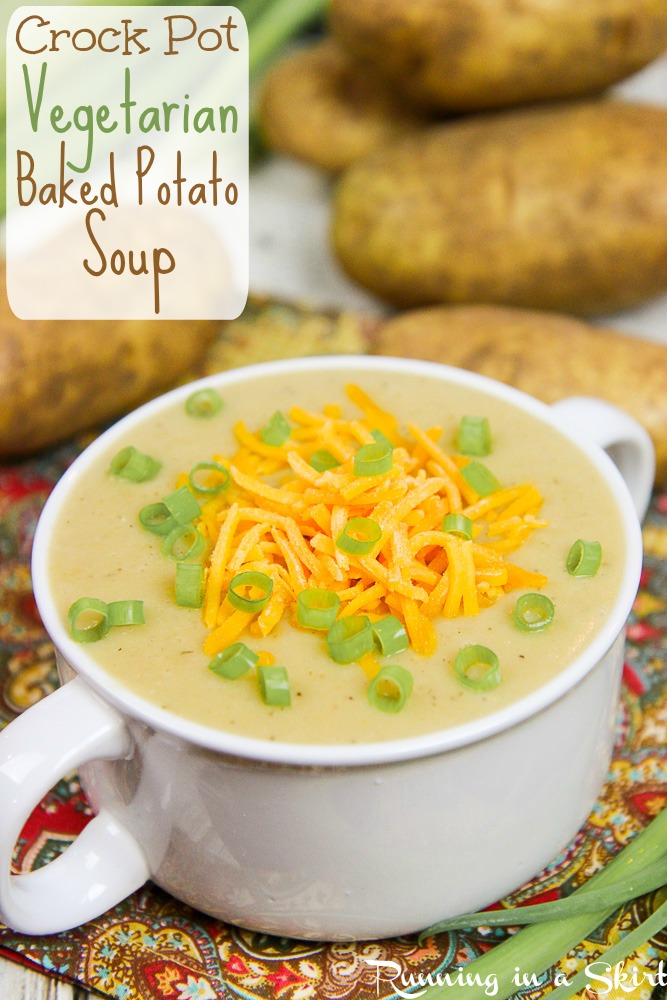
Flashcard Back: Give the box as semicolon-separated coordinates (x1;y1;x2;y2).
0;443;666;1000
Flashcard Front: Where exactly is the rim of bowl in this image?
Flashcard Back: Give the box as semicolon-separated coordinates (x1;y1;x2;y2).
31;355;644;768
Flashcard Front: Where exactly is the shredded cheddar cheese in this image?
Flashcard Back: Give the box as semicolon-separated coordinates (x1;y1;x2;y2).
194;385;548;658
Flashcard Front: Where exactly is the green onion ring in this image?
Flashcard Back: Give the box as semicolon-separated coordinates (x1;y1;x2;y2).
108;446;162;483
566;539;602;577
139;502;177;536
162;524;206;562
185;388;223;419
370;428;394;451
175;563;205;608
336;516;382;555
188;461;231;496
327;615;374;664
457;415;492;457
67;598;111;643
453;644;501;692
367;664;414;713
296;588;340;630
460;461;501;497
163;485;201;525
227;571;273;612
108;600;145;627
209;642;258;680
442;513;474;540
260;411;291;446
371;615;409;656
309;449;340;473
258;664;291;706
514;593;555;632
353;442;393;477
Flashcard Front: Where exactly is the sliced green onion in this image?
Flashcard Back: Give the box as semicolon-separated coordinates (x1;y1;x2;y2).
139;502;177;536
336;516;382;555
108;600;145;627
228;571;273;612
108;446;161;483
309;449;340;472
67;597;110;643
460;461;501;497
188;461;230;496
457;415;492;456
514;593;555;632
327;615;374;664
371;615;409;656
566;539;602;577
260;410;291;446
185;388;223;419
258;664;291;706
175;563;205;608
453;644;501;691
368;664;413;713
209;642;258;680
353;441;393;477
163;486;201;525
162;524;206;562
442;513;473;540
296;588;340;630
371;428;394;451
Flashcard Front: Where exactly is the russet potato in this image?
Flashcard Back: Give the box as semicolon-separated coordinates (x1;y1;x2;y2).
373;304;667;483
332;100;667;315
329;0;667;111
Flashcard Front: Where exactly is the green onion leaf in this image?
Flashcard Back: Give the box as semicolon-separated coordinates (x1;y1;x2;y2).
108;446;161;483
296;588;340;630
68;598;111;643
566;539;602;577
367;664;413;713
162;524;206;562
163;486;201;525
309;449;340;473
107;600;145;627
188;461;231;496
209;642;258;679
336;516;382;555
453;644;501;691
457;415;492;456
185;388;223;419
228;571;273;612
175;563;205;608
327;615;374;664
460;461;501;497
139;502;177;536
514;593;555;632
260;411;291;446
353;441;393;477
258;664;291;706
442;513;474;540
371;615;409;656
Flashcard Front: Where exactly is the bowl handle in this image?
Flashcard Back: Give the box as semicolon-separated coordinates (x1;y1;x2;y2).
550;397;655;521
0;676;149;935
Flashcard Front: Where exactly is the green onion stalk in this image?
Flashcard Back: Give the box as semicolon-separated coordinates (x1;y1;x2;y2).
0;0;328;219
417;806;667;1000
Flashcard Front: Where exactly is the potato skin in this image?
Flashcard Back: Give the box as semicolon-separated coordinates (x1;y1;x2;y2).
373;304;667;483
330;0;667;112
0;264;218;455
332;101;667;315
257;40;428;172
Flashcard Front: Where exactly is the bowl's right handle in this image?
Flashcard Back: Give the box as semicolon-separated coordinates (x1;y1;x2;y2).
0;677;149;935
550;397;655;521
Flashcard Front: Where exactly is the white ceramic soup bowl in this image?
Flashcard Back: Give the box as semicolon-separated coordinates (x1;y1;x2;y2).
0;356;655;941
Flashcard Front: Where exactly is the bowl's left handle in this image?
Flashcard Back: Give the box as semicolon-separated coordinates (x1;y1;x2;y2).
0;677;150;935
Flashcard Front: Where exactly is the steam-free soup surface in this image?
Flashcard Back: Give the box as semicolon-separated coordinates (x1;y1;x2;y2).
49;368;625;744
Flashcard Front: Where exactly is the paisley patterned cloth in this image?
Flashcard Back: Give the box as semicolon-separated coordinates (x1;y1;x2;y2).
0;442;666;1000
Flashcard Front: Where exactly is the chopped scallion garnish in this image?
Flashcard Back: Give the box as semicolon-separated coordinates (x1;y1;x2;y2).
566;539;602;577
514;593;555;632
163;486;201;525
260;411;291;446
188;461;230;496
227;571;273;612
162;524;206;562
175;563;205;608
108;446;162;483
107;600;145;627
138;502;177;536
336;516;382;555
457;415;492;456
185;388;223;419
367;664;413;713
453;644;501;691
209;642;258;679
258;664;291;706
327;615;374;664
296;588;340;630
67;597;111;643
442;513;474;540
309;449;340;472
353;441;393;477
371;615;409;656
460;461;501;497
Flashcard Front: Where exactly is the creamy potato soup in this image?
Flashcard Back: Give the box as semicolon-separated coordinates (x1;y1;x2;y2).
49;368;626;744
